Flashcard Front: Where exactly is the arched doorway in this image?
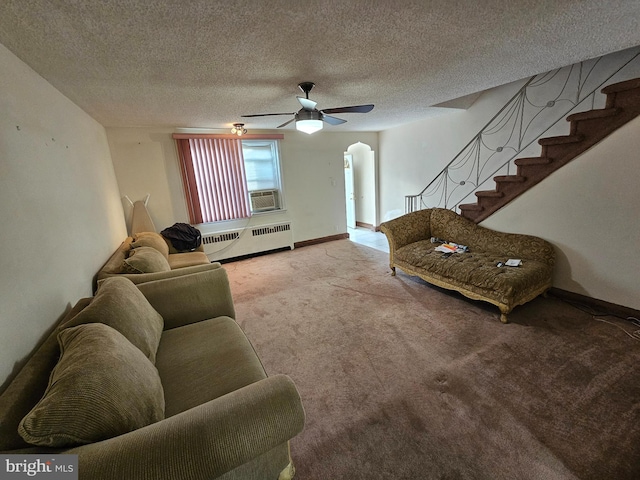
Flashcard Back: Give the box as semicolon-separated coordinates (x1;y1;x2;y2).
344;142;377;230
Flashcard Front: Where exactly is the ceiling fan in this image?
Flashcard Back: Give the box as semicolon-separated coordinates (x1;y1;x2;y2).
241;82;374;134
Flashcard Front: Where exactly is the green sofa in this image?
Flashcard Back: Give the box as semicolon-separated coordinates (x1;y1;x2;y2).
96;232;214;285
380;208;555;323
0;268;305;479
97;200;213;285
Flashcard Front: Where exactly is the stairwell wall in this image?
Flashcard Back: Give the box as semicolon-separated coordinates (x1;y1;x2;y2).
379;82;640;311
482;116;640;311
378;77;529;222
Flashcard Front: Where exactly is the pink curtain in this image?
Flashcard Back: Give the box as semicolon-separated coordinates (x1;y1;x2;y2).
179;138;251;223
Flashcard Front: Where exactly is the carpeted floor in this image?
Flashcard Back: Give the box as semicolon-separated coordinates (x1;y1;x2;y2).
224;240;640;480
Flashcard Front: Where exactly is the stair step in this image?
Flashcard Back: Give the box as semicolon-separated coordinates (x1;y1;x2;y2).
538;134;584;146
458;203;483;211
475;190;504;198
567;107;620;123
602;78;640;94
494;175;526;183
514;157;552;166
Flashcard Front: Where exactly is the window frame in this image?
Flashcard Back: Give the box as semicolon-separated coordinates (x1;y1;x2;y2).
242;138;285;213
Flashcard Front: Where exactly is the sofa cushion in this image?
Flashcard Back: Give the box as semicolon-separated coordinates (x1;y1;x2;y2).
59;277;163;362
167;251;211;269
395;240;553;304
131;231;170;259
123;246;171;274
0;299;91;451
156;316;266;417
18;323;165;448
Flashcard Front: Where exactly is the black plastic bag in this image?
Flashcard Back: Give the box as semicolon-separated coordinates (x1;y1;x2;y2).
160;223;202;252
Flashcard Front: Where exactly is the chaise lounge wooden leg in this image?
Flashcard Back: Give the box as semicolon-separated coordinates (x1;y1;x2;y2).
390;266;396;276
278;462;295;480
278;442;296;479
500;312;509;324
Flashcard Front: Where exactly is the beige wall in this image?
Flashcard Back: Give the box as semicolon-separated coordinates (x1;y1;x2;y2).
106;128;186;233
0;44;126;387
106;127;379;243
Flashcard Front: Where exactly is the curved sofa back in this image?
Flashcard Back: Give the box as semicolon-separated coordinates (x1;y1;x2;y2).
429;208;555;266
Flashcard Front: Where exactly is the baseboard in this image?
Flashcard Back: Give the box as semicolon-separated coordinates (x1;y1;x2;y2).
354;222;381;232
294;233;349;248
549;288;640;320
218;247;292;263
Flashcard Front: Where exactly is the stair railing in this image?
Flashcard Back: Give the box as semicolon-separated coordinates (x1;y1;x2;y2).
405;46;640;214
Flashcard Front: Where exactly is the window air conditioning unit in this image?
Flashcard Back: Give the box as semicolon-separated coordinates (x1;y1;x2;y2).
249;189;279;212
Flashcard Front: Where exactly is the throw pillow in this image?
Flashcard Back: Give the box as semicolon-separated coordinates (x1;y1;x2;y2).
59;276;163;362
123;246;171;274
18;323;165;448
131;231;170;259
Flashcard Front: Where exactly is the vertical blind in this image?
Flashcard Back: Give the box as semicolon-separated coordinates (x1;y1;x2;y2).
176;137;251;224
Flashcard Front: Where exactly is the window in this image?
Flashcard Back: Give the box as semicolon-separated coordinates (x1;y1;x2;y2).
173;134;284;224
242;140;282;192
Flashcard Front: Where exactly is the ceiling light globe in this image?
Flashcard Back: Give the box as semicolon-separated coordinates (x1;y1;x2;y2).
296;119;323;134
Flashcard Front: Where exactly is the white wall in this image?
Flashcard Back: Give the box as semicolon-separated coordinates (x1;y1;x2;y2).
106;127;379;243
0;44;126;387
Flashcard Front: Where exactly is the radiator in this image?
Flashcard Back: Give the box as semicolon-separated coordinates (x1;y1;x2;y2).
202;222;294;261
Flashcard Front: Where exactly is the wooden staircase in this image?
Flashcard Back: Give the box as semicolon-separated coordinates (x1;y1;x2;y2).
459;78;640;223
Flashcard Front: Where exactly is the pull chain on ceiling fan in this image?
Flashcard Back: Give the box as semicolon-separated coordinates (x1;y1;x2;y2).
241;82;374;134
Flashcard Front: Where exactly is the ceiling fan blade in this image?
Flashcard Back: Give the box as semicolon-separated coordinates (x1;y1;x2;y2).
277;118;295;128
322;114;347;125
241;112;295;117
321;104;374;114
296;96;317;111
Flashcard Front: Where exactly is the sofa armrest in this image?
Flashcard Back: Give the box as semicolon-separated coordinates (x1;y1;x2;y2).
136;266;236;329
66;374;305;480
380;209;432;251
96;239;133;279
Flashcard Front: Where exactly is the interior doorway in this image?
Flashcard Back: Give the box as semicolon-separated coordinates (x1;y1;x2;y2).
344;142;377;230
344;153;356;229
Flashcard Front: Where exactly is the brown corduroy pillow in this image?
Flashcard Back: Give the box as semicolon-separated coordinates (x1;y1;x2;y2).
59;277;163;362
131;231;170;259
18;323;165;448
123;246;171;274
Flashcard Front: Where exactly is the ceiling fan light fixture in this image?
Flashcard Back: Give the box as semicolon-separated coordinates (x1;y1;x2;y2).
231;123;247;136
241;81;373;133
295;109;323;134
296;119;323;134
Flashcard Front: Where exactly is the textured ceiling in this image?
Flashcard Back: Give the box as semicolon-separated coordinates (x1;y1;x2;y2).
1;0;640;132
